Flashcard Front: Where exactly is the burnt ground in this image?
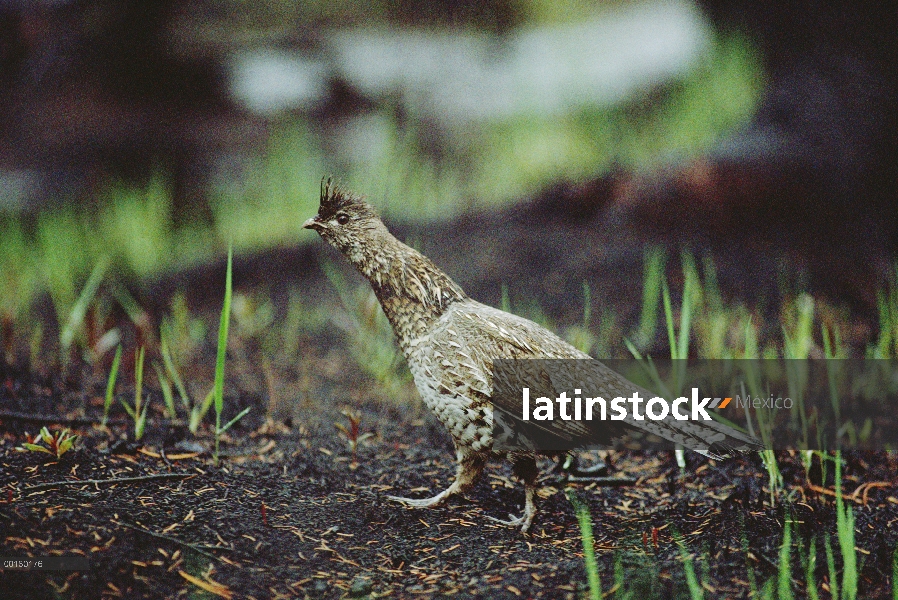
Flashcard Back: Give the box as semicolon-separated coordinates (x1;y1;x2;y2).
2;188;898;599
2;368;898;600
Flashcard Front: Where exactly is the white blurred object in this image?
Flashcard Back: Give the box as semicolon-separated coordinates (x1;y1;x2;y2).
229;49;327;115
334;0;710;122
229;0;711;122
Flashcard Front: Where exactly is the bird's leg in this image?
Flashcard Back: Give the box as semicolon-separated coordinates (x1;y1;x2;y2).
387;448;485;508
484;453;538;532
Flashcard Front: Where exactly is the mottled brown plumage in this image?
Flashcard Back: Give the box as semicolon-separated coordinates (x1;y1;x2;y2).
304;179;758;532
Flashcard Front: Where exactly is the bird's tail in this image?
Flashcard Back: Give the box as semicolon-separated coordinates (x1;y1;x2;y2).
638;416;762;459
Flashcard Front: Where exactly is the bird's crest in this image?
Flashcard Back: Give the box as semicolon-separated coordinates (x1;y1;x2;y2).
319;176;340;208
318;176;374;220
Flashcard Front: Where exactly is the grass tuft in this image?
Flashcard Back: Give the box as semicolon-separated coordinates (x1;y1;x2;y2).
322;260;411;396
567;490;602;600
778;516;794;600
119;347;149;440
673;531;704;600
102;345;123;428
59;257;110;363
834;451;858;600
212;245;250;466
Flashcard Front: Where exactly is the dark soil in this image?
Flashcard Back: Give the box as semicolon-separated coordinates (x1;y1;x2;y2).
2;191;898;599
3;380;897;599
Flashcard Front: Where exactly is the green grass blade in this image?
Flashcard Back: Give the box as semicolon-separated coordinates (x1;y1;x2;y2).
582;280;592;328
60;256;110;360
778;517;794;600
214;245;233;418
153;362;176;419
662;280;676;360
739;515;759;596
677;255;696;360
135;396;150;441
673;532;704;600
613;554;625;599
123;346;147;440
113;285;148;329
160;336;191;411
58;434;78;456
119;398;136;419
567;491;602;600
825;536;839;600
102;345;123;427
624;338;643;360
835;451;857;600
218;406;251;435
635;246;665;347
806;537;819;600
213;245;233;465
134;346;145;415
190;389;215;433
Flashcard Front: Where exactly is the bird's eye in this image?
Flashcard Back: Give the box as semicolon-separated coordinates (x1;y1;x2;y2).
336;213;350;225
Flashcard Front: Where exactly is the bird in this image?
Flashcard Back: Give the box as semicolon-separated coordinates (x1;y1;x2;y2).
304;178;760;532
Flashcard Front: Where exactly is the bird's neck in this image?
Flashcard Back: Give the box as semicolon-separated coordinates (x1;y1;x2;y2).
355;233;467;348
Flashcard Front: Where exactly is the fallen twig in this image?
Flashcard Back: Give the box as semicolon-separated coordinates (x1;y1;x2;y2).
0;410;126;426
851;481;893;505
22;472;193;493
179;569;234;599
803;481;895;505
563;475;637;485
117;522;223;563
0;410;194;429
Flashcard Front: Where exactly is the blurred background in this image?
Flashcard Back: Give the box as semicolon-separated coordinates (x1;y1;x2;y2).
0;0;895;347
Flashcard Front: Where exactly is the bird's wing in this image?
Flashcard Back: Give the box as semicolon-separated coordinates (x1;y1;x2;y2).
433;301;760;458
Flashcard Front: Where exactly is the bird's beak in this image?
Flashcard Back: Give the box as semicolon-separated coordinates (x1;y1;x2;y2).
303;215;323;231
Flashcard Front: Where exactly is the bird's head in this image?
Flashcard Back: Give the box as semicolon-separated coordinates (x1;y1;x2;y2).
303;177;387;263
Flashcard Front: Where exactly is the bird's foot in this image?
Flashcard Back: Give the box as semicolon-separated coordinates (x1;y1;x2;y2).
483;502;536;533
387;489;452;509
387;460;480;510
484;512;524;526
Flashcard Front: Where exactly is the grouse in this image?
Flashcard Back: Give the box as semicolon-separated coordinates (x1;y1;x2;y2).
304;179;759;532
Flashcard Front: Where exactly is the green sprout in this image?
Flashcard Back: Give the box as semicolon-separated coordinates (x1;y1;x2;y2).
18;427;80;459
778;516;794;600
567;490;602;600
335;408;374;459
153;361;177;420
158;326;208;433
102;345;123;427
673;531;704;600
564;281;597;355
212;245;250;466
59;257;109;363
322;259;410;396
120;347;150;440
833;451;858;600
190;388;215;435
632;245;666;350
160;335;191;415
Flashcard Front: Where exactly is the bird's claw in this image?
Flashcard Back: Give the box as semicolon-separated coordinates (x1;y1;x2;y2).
386;494;446;508
484;510;534;532
484;513;524;526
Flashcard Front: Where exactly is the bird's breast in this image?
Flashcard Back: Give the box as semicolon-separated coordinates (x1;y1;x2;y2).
407;351;494;453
